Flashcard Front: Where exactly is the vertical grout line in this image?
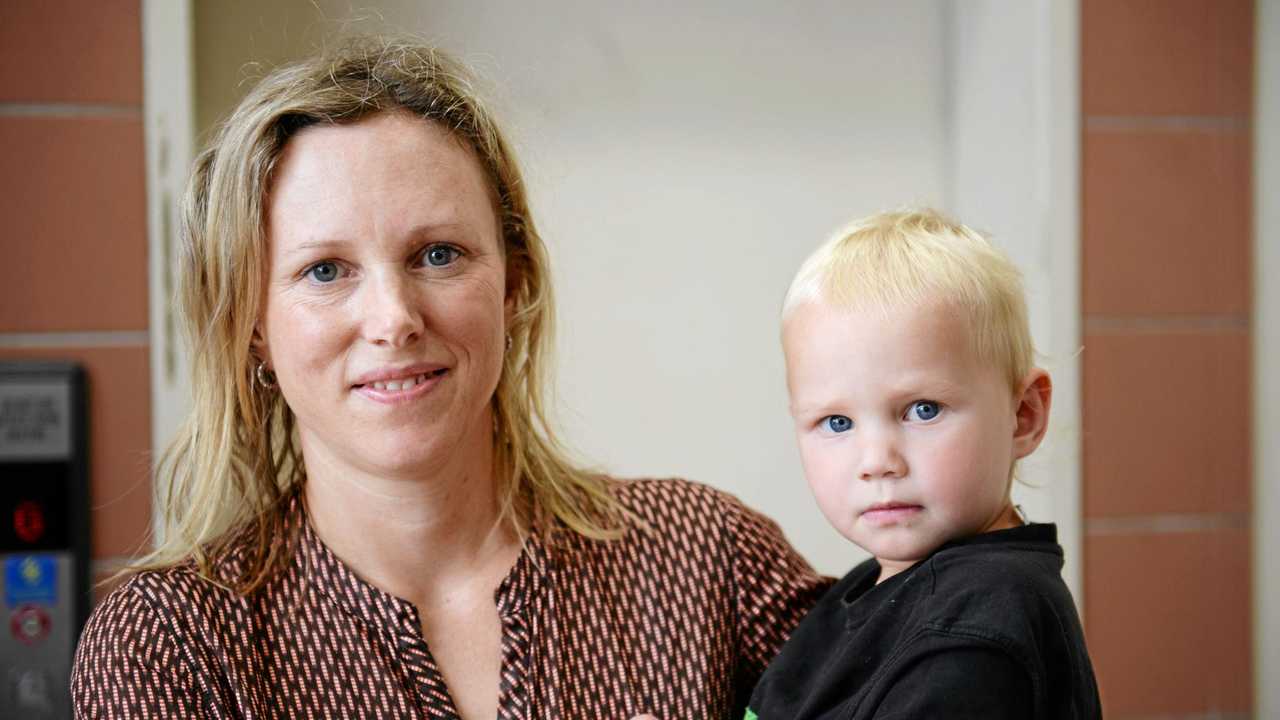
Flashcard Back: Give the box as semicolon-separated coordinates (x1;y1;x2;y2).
1252;0;1278;714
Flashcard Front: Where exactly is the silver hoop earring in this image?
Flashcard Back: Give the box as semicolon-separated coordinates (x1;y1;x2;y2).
255;361;277;390
505;333;513;353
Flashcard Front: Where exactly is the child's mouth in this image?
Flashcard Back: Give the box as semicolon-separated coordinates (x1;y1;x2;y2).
861;503;923;525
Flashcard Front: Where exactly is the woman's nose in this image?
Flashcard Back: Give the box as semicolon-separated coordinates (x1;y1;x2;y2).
361;270;425;347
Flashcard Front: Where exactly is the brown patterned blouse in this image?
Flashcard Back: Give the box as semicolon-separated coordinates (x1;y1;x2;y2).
71;478;830;719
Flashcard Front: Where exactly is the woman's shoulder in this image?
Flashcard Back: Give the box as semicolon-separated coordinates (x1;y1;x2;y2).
73;562;250;714
80;524;274;648
604;476;814;556
607;476;755;527
607;477;801;549
593;476;826;591
81;572;172;640
83;562;242;639
73;567;206;689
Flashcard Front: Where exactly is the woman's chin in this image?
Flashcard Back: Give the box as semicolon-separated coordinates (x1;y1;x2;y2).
301;429;471;482
356;439;459;478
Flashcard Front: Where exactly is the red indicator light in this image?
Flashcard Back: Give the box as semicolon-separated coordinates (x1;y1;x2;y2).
13;501;45;543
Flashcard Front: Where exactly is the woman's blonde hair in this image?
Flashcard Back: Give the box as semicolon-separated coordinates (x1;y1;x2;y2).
142;37;622;593
783;208;1035;391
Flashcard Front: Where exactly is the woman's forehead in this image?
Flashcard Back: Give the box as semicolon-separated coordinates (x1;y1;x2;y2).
266;113;500;250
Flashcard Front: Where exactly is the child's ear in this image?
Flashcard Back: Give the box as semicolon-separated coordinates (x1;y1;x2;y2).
1012;369;1052;460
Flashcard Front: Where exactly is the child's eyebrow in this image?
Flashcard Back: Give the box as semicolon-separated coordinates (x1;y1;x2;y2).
788;399;835;419
884;373;966;399
897;382;963;399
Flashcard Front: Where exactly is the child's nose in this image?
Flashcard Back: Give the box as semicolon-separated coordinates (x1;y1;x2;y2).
857;430;907;480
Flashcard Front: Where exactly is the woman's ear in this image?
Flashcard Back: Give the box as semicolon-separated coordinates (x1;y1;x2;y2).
250;324;271;368
503;253;523;328
1012;369;1053;460
504;293;517;328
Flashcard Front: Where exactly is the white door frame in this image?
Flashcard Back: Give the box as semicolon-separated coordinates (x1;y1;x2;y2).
946;0;1083;602
142;0;196;543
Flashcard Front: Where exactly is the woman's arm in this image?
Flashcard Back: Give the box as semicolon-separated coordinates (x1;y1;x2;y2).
728;496;831;691
71;582;206;719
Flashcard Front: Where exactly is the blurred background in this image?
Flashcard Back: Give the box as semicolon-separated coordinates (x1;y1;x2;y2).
0;0;1273;717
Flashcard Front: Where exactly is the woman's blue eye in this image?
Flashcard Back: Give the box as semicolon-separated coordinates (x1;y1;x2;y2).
423;244;461;267
823;415;853;433
307;262;340;283
909;401;941;422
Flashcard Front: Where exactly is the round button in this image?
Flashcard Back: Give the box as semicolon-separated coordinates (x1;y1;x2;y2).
9;605;51;646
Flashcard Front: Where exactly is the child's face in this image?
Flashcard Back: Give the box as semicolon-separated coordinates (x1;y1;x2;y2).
784;300;1031;579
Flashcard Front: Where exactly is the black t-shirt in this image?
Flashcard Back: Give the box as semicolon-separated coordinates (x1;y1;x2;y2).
747;523;1102;719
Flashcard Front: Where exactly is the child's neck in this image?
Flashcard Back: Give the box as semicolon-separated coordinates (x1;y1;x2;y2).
875;502;1024;584
983;502;1025;533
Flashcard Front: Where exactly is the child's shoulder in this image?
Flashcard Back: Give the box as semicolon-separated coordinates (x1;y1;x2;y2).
928;522;1065;581
920;523;1078;633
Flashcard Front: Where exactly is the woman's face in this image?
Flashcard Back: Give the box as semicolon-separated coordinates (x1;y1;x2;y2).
258;112;510;480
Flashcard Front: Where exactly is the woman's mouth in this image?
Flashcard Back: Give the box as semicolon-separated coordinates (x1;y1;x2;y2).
365;370;443;391
354;368;448;403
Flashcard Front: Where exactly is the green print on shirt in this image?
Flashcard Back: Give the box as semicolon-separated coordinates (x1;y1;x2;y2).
744;709;758;720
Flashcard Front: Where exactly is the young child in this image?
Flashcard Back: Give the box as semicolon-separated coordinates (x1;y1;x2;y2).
746;209;1101;719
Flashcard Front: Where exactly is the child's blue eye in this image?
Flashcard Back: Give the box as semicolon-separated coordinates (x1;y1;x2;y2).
822;415;853;433
908;401;941;422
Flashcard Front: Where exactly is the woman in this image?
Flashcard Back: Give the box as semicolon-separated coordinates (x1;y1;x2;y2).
72;38;826;719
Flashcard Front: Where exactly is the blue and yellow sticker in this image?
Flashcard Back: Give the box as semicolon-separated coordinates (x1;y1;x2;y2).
4;555;57;607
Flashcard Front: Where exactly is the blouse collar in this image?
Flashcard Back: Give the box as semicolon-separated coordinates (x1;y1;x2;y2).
286;490;551;634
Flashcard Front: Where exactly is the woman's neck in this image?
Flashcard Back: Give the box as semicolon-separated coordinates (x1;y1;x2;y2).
299;420;523;609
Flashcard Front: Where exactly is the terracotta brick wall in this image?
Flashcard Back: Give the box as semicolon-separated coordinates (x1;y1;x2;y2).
1081;0;1254;715
0;1;152;594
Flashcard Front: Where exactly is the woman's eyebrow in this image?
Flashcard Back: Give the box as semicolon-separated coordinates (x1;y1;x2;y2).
287;239;348;254
280;223;473;258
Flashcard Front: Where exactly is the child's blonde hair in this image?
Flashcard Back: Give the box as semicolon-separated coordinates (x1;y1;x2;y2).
783;208;1035;391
